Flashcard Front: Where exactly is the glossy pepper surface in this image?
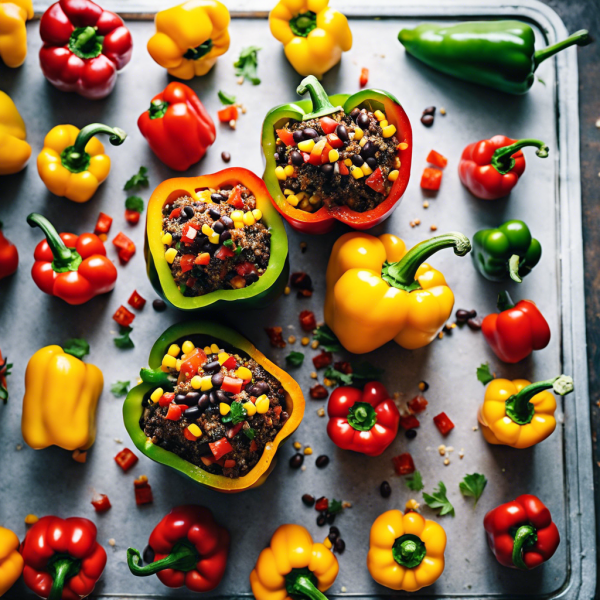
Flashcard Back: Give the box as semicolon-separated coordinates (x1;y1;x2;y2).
482;291;551;363
459;135;548;200
127;505;229;592
0;90;31;175
0;0;32;67
0;221;18;280
473;220;541;283
37;123;126;203
146;168;288;311
21;516;107;600
147;0;230;80
325;231;471;353
327;381;400;456
22;344;104;451
123;321;304;493
250;523;338;600
262;76;412;234
28;213;117;305
398;21;591;95
478;375;572;449
367;509;446;592
484;495;560;569
269;0;352;79
138;82;216;171
0;526;23;596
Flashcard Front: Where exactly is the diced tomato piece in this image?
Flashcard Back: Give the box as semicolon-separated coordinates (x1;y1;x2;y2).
179;347;206;381
226;422;244;439
399;415;420;430
158;392;175;407
94;212;113;235
222;376;243;394
180;254;196;273
276;128;296;146
184;427;198;441
128;290;146;310
235;261;257;276
113;305;135;327
200;455;216;466
365;167;386;194
195;253;210;266
228;187;244;209
315;496;329;512
338;161;349;176
326;134;343;149
218;105;238;123
125;209;141;225
433;412;454;435
181;224;198;244
319;117;338;134
134;477;153;505
114;448;138;472
359;67;369;88
392;453;415;476
426;149;448;169
420;167;443;191
249;440;258;452
209;437;233;460
169;207;181;219
222;355;237;370
312;351;333;369
112;232;136;263
166;404;182;421
299;310;317;332
408;395;428;413
223;459;236;469
91;493;111;513
215;245;235;260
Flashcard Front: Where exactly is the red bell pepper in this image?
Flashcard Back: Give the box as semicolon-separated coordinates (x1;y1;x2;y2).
209;437;233;460
420;167;442;191
0;221;18;280
127;505;229;592
134;475;153;505
124;209;141;225
483;494;560;570
433;412;454;435
326;381;400;456
94;212;112;236
138;83;216;171
365;167;386;194
217;105;238;123
221;377;242;394
112;231;136;263
299;310;317;332
392;452;415;475
427;149;448;169
39;0;133;100
459;135;549;200
27;213;117;305
128;290;146;310
114;447;138;471
91;493;112;512
482;291;551;363
21;515;107;600
113;305;135;327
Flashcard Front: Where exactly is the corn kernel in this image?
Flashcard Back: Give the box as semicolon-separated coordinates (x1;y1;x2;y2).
236;366;252;380
296;191;306;201
293;441;302;450
275;166;286;180
202;224;214;237
284;286;291;295
284;188;294;196
350;166;364;179
304;447;313;455
181;341;194;355
231;210;243;221
311;340;319;349
234;221;244;229
209;232;220;244
190;376;203;389
200;376;213;391
252;209;262;221
394;157;402;169
176;359;182;371
297;139;315;152
353;127;364;140
165;248;177;264
379;120;388;128
197;190;212;202
204;346;212;355
220;403;231;415
328;149;340;163
324;537;332;549
168;344;180;357
188;423;202;437
308;195;321;206
374;109;385;121
25;514;39;525
162;354;177;369
388;169;399;182
343;159;352;167
361;163;373;176
284;165;295;177
255;394;270;414
215;354;227;367
243;211;256;226
287;194;300;207
162;232;173;246
406;499;420;511
150;388;164;403
398;142;409;151
244;401;257;416
359;137;368;148
382;125;397;138
301;337;310;346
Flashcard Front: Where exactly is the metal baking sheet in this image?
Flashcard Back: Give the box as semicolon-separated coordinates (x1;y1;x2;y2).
0;1;594;598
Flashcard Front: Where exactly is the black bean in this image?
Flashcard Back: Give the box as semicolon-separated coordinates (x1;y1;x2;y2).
328;530;338;543
423;106;436;116
421;114;434;127
351;154;364;167
357;113;370;129
302;494;315;507
316;455;329;468
467;317;483;331
366;157;377;170
221;151;231;163
211;372;224;388
290;150;304;166
289;453;304;469
455;309;470;323
326;513;336;524
292;130;304;144
179;213;190;223
329;526;340;536
468;309;477;319
303;128;318;139
219;230;231;244
212;221;225;234
208;207;221;220
174;393;187;404
321;163;334;177
184;406;200;420
211;193;226;203
142;545;155;564
405;429;417;440
380;481;392;498
253;381;270;396
184;391;200;404
216;390;231;404
182;205;194;218
152;299;166;312
209;391;217;405
335;124;349;142
316;513;327;527
221;216;234;229
198;394;210;410
350;107;361;120
245;273;259;285
361;140;376;158
334;538;345;554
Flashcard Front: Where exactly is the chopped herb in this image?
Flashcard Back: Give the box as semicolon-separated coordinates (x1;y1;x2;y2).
313;324;342;352
234;246;243;256
324;361;384;386
222;401;247;425
63;338;90;359
243;427;256;441
218;90;237;105
459;473;487;506
328;499;343;515
223;239;234;249
476;363;495;385
324;365;353;385
0;355;12;404
114;326;134;349
125;196;144;213
111;380;130;397
124;166;149;191
234;46;261;85
285;351;305;367
405;470;424;492
422;481;455;517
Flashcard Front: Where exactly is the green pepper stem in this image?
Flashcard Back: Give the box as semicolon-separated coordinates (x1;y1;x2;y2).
508;254;522;283
391;533;427;568
149;99;169;120
497;290;515;312
491;139;549;175
287;575;329;600
297;76;342;120
61;123;127;173
512;525;538;570
183;39;213;61
534;30;591;69
68;26;104;60
48;556;81;600
27;213;82;273
127;540;199;576
347;402;377;431
289;11;317;37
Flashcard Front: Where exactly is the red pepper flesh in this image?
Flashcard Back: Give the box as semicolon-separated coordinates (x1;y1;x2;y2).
113;305;135;327
392;452;415;475
433;412;454;435
114;447;138;471
209;437;233;460
128;290;146;310
420;167;442;191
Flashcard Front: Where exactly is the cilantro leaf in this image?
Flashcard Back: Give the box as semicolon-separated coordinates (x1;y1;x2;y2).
111;380;130;397
476;363;495;385
234;46;261;85
324;365;353;386
285;351;304;367
422;481;455;517
124;166;149;191
125;196;144;213
223;239;234;249
405;470;424;492
459;473;487;506
243;427;255;440
114;326;134;349
218;90;237;105
222;401;247;425
328;499;343;515
313;324;342;352
63;338;90;359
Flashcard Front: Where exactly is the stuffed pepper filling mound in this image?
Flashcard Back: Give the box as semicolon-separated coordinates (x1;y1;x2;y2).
274;107;400;213
161;185;271;297
141;337;288;479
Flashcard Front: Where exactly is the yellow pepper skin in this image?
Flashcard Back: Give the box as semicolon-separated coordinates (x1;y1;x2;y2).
269;0;352;79
367;509;446;592
478;375;573;449
0;90;31;175
22;345;104;451
0;0;32;68
324;231;471;354
250;524;338;600
0;526;23;596
147;0;230;80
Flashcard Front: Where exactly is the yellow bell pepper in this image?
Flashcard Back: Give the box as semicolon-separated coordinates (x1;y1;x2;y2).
269;0;352;78
324;231;471;354
0;90;31;175
478;375;573;449
22;345;104;451
367;509;446;592
0;0;32;68
250;524;338;600
37;122;126;203
0;526;23;596
147;0;230;80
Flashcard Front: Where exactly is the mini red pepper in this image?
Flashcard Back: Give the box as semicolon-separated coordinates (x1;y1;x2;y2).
39;0;133;100
327;381;400;457
482;291;551;363
127;505;229;592
459;135;549;200
28;213;117;305
21;515;107;600
114;447;138;471
0;221;18;280
483;494;560;570
138;82;216;171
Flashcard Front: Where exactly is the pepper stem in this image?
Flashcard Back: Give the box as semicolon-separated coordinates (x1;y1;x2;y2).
512;525;538;570
183;39;213;61
289;11;317;37
297;76;342;120
347;402;377;431
392;533;427;568
533;30;591;69
508;254;522;284
68;26;103;60
27;213;82;273
47;556;81;600
381;232;471;291
127;540;199;577
149;99;168;120
497;290;515;312
285;569;329;600
491;139;549;175
61;124;127;174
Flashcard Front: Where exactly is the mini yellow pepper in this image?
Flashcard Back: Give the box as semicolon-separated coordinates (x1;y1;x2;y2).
250;523;338;600
0;526;23;596
324;231;471;354
269;0;352;79
367;509;446;592
478;375;573;449
0;0;32;68
22;345;104;451
0;90;31;175
37;122;126;203
147;0;230;79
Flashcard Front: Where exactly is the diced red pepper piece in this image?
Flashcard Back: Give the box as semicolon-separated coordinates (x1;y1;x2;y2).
365;167;386;194
309;140;326;166
338;161;349;176
179;347;206;381
165;404;182;421
183;427;199;441
128;290;146;310
399;415;420;430
265;326;286;348
319;117;338;134
228;187;244;209
114;448;138;472
222;376;243;394
94;212;113;235
209;437;234;460
420;167;443;191
392;453;415;476
226;422;243;439
195;253;210;266
235;261;257;276
134;476;153;505
312;351;333;369
124;209;141;225
158;392;175;407
113;305;135;327
359;67;369;88
433;412;454;435
223;459;236;469
200;455;216;466
310;384;328;400
326;134;343;149
299;310;317;332
315;496;329;512
221;355;237;370
215;245;235;260
181;224;198;244
218;105;238;123
91;493;111;513
169;207;181;219
320;142;333;164
333;361;352;374
276;128;296;146
426;149;448;169
249;440;258;452
180;254;196;273
112;232;136;263
408;395;428;413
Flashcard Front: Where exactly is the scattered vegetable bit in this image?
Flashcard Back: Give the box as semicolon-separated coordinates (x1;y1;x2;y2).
420;167;443;190
115;448;138;472
433;412;455;435
477;362;495;385
359;67;369;87
392;453;415;476
426;149;448;168
299;310;317;332
124;166;149;191
286;351;305;367
114;326;134;349
324;361;384;386
313;324;342;352
125;196;144;224
310;384;328;400
313;351;333;370
459;473;488;506
128;290;146;310
221;402;247;425
399;415;420;430
112;232;136;263
91;493;112;513
113;305;135;328
217;105;239;123
63;338;90;359
265;326;286;348
218;90;236;105
134;475;153;505
94;212;113;236
405;470;424;492
422;481;455;517
111;380;130;398
408;394;428;413
290;271;313;296
234;46;261;85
